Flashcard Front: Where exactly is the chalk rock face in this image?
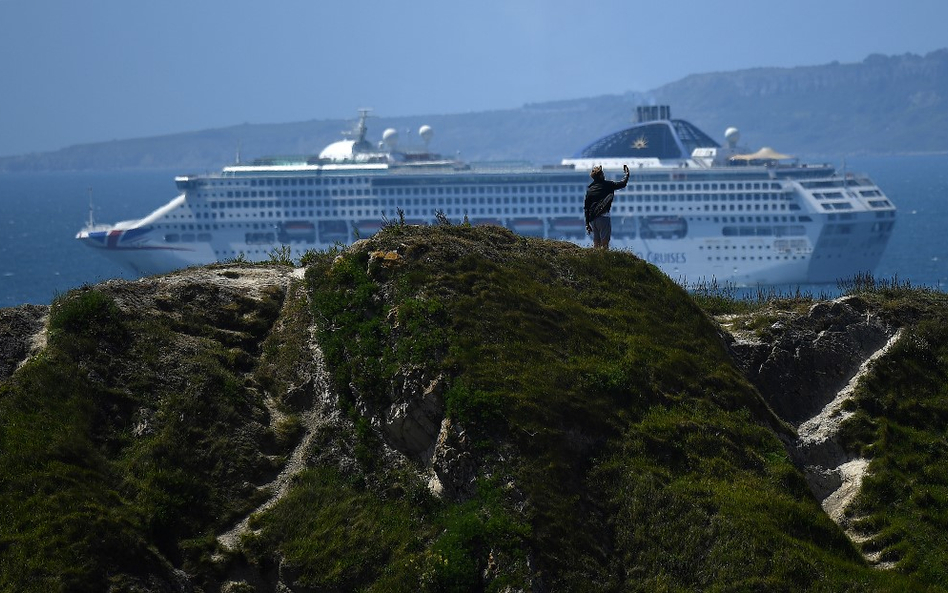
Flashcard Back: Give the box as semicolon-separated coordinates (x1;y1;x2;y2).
728;296;893;425
382;370;445;460
431;416;477;500
377;367;478;500
0;304;48;381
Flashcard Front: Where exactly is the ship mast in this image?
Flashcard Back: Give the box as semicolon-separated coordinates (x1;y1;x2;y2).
356;108;370;142
348;108;373;153
86;187;95;229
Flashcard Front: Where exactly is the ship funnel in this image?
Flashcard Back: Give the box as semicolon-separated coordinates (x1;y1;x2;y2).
635;105;671;123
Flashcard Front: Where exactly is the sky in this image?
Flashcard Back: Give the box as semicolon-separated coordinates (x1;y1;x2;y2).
0;0;946;157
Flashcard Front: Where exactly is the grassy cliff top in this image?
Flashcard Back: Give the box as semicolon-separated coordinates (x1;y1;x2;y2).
1;223;945;591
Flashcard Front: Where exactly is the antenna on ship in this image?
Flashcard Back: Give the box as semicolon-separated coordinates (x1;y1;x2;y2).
235;140;242;165
86;187;95;229
348;108;373;152
356;108;370;141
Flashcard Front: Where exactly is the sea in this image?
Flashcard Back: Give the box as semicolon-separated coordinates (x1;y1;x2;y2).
1;154;947;309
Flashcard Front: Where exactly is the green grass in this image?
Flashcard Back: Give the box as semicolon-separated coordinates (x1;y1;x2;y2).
837;300;948;586
0;271;296;591
589;403;882;592
686;277;828;316
241;467;426;590
243;467;531;592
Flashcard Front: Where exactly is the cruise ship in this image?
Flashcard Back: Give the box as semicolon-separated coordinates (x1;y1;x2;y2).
77;106;896;285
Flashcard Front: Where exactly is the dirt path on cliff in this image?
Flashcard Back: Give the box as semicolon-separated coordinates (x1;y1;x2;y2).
215;267;328;554
215;395;325;552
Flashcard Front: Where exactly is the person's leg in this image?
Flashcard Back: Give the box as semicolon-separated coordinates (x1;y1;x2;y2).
600;217;612;250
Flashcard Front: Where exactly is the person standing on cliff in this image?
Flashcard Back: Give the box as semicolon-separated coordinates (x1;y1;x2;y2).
584;164;630;249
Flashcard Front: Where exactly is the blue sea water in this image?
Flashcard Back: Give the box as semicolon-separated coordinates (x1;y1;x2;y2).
0;155;946;309
860;153;948;287
0;169;178;308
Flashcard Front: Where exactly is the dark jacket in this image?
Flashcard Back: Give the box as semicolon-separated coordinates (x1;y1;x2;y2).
584;171;630;225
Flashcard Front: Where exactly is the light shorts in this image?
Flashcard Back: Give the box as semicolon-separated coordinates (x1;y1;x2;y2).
590;215;611;243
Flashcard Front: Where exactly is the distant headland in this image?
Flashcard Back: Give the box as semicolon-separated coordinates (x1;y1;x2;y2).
1;49;946;172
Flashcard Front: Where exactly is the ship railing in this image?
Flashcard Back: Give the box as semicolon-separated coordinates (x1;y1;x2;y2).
250;155;313;166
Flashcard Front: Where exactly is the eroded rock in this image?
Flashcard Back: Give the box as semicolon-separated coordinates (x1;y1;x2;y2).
430;416;477;500
729;296;892;425
0;304;48;380
382;372;445;460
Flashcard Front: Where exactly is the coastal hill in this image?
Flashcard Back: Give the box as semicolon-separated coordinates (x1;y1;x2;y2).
1;49;946;172
1;223;947;591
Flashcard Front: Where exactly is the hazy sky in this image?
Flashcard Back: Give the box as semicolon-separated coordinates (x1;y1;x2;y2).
1;0;945;157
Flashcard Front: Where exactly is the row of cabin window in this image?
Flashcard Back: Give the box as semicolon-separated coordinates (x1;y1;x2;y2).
706;255;805;261
820;202;854;211
155;212;808;232
212;177;786;192
631;182;782;191
220;187;586;199
168;199;796;223
175;201;792;222
208;191;788;206
201;177;365;187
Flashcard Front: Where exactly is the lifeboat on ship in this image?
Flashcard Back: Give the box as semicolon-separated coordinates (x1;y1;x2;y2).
278;221;316;243
355;219;383;238
611;216;637;239
641;216;688;239
318;220;348;243
549;216;586;237
508;217;544;237
470;217;503;227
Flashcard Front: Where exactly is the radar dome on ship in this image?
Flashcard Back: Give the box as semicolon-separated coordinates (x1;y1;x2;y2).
419;125;433;145
725;127;740;147
382;128;399;150
319;140;356;162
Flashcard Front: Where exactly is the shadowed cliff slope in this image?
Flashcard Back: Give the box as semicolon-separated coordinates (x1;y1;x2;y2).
1;225;945;591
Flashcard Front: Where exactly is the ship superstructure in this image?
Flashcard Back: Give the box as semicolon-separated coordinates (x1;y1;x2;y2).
77;106;896;284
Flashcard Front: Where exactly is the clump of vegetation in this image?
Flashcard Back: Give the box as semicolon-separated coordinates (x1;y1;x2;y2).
837;271;929;297
687;277;836;316
690;272;940;318
837;271;947;328
266;244;296;266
